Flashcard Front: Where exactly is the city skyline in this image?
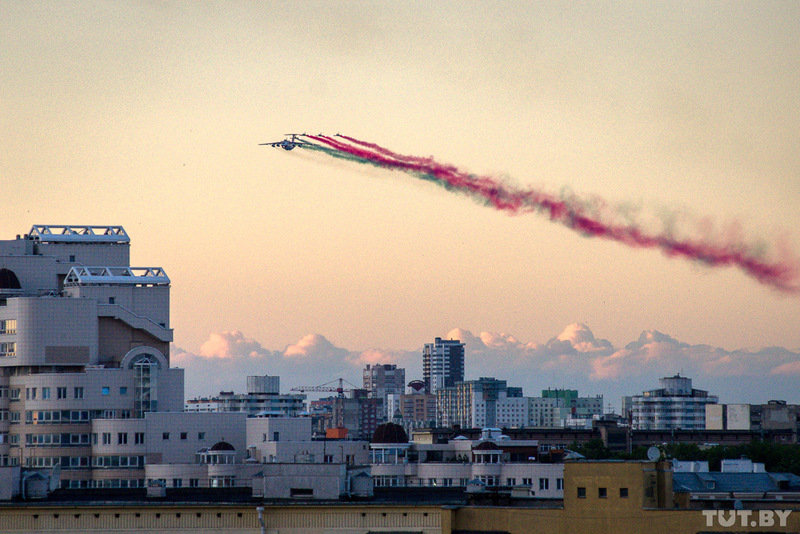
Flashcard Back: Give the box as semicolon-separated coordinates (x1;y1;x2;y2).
3;4;799;408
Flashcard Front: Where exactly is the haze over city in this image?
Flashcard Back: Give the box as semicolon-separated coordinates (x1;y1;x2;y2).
3;3;799;407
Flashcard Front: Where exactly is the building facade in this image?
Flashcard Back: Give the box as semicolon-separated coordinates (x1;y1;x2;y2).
0;225;184;487
436;377;524;428
422;337;464;395
184;375;306;416
624;375;718;431
370;427;564;496
362;364;405;417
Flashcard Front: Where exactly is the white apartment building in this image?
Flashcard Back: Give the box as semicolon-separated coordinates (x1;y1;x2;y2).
245;416;370;466
144;415;370;496
370;427;564;497
90;411;246;489
624;375;718;430
184;375;306;416
436;377;524;428
528;393;604;428
0;225;184;488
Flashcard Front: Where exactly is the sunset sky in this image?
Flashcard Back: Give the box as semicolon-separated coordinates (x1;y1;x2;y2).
3;2;799;406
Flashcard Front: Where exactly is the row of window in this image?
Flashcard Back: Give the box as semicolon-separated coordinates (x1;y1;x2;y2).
0;455;19;467
2;409;135;424
6;386;85;401
9;386;128;401
0;319;16;334
100;432;145;445
373;476;565;489
0;342;15;357
23;455;145;469
161;431;206;441
577;486;629;498
22;432;92;446
62;479;144;489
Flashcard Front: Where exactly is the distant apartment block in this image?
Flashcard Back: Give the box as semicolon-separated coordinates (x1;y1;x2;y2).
363;363;405;417
436;377;524;428
706;400;800;440
423;337;464;395
623;374;718;431
332;389;383;441
184;375;306;416
371;426;564;495
530;389;604;428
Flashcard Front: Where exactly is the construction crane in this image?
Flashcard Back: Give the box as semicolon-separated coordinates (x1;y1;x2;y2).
290;378;360;398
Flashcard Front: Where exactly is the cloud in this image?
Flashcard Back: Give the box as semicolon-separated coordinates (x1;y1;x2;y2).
198;330;272;359
284;333;347;361
172;325;800;409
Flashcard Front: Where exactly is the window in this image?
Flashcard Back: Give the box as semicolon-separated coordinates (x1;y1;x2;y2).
198;432;205;440
42;388;51;400
577;487;586;498
120;410;131;419
102;433;111;445
273;431;280;441
162;432;170;440
180;432;187;440
619;487;629;498
324;454;333;463
557;478;564;490
0;319;17;334
26;388;36;400
135;432;145;445
598;487;607;498
57;387;67;399
74;387;84;399
506;478;516;486
189;478;199;488
101;387;110;396
172;478;182;488
539;478;549;490
69;255;75;262
119;387;127;395
108;297;115;304
117;433;128;445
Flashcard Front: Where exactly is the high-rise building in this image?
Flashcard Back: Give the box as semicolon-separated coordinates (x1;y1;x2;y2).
363;364;405;417
422;337;464;395
529;389;604;428
0;225;184;487
332;389;382;441
436;377;524;428
624;374;718;430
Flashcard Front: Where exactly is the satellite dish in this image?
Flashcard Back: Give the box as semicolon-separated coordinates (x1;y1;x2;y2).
647;446;661;461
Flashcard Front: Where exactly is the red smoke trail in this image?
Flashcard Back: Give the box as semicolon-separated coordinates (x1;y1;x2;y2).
300;135;799;293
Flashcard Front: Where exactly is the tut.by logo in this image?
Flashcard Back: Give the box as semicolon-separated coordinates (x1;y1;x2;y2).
702;510;792;528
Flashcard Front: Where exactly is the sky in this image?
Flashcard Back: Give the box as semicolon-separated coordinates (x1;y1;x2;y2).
2;2;799;408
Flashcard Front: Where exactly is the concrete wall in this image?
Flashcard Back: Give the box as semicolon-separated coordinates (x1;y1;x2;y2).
1;297;98;367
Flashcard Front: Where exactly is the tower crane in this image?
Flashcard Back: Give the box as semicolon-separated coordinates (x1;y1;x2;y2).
290;378;360;398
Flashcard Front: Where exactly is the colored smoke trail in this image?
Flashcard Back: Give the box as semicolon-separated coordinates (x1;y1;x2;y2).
294;134;800;293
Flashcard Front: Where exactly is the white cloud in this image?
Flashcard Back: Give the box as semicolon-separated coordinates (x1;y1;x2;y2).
172;325;800;409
